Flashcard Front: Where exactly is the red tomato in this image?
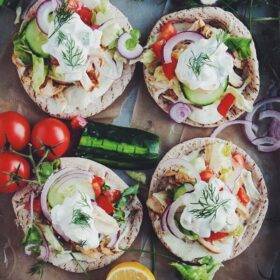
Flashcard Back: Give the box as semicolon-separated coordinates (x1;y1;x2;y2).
160;21;177;40
50;57;59;66
0;152;30;192
92;176;104;198
152;39;166;60
200;167;216;182
232;153;246;168
96;194;114;214
0;111;30;151
205;232;229;242
70;115;88;130
24;197;42;214
237;186;250;206
162;57;178;80
76;6;93;26
103;189;121;203
217;93;236;117
31;118;70;160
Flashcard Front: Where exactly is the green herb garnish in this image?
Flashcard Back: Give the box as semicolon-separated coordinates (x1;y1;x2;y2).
78;240;87;247
78;192;91;208
125;28;141;50
57;30;66;46
71;209;91;228
27;261;45;279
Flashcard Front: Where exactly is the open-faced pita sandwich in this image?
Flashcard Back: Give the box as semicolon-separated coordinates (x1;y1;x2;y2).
12;0;136;119
13;157;143;272
142;7;260;127
147;138;267;263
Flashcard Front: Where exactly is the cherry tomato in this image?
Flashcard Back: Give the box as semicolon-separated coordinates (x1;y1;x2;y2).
92;176;104;198
237;186;250;206
160;21;177;40
96;194;114;214
76;6;93;26
162;56;178;80
200;167;216;182
31;118;70;160
24;197;42;214
152;39;166;60
0;111;30;151
0;151;30;193
217;93;236;117
70;115;88;130
205;232;229;243
103;189;121;203
232;153;246;168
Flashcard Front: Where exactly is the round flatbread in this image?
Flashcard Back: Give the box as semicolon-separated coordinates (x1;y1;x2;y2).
148;138;267;262
144;7;260;127
12;157;143;272
12;1;135;119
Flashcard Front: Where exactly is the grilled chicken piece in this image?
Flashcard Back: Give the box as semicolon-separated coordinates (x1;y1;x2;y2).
146;191;168;215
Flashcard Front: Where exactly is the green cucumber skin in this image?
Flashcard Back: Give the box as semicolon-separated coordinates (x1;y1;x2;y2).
76;121;160;170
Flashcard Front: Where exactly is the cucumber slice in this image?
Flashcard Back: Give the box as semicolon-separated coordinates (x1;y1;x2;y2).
47;178;95;208
181;78;228;106
173;183;194;201
25;19;49;58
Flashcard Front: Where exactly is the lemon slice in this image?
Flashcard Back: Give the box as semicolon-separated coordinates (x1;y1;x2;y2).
106;262;155;280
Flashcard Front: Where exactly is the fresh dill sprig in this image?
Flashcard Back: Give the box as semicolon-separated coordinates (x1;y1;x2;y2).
27;261;45;279
216;30;229;48
70;252;89;278
190;184;230;221
49;0;74;38
78;192;90;208
78;240;87;247
62;35;85;68
71;209;91;228
187;51;213;78
57;30;66;46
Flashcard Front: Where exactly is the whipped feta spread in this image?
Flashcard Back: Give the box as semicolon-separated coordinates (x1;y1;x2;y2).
180;178;239;238
175;37;234;91
51;192;99;249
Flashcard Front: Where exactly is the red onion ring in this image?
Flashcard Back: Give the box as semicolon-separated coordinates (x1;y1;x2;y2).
29;191;35;222
252;137;278;146
169;102;192;123
257;141;280;153
270;119;280;140
107;231;120;248
259;110;280;122
161;206;170;232
24;244;37;256
38;245;49;262
163;31;203;64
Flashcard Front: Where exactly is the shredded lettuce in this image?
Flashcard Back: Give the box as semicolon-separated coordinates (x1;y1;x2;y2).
225;36;252;59
125;28;141;50
22;225;42;246
32;54;48;92
171;256;222;280
13;32;32;65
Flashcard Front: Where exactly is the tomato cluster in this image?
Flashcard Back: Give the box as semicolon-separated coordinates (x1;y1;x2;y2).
0;112;70;193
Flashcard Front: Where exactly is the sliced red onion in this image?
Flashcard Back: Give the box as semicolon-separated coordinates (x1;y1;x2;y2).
117;33;144;60
270;119;280;140
245;97;280;141
30;191;35;222
38;245;49;262
107;231;120;248
169;102;192;123
166;199;185;239
257;141;280;153
36;0;55;35
159;158;201;183
161;206;170;232
163;32;203;64
211;120;257;138
252;137;278;146
24;244;37;256
52;223;70;242
259;110;280;122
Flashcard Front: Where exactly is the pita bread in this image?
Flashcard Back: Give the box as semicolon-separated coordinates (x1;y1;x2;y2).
12;0;135;119
144;7;260;128
148;137;268;262
12;157;143;272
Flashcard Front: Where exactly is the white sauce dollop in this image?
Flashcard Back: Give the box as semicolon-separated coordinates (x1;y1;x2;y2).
175;37;233;91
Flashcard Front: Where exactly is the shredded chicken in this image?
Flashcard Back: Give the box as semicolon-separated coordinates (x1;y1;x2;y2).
163;169;196;185
146;191;168;215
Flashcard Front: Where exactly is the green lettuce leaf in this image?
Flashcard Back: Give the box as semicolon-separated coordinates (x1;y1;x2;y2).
125;28;141;50
32;54;48;92
13;32;32;65
22;225;42;246
224;36;252;59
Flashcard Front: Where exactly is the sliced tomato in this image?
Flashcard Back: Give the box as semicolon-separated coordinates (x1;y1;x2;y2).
205;232;229;243
96;194;114;214
103;189;121;203
50;57;59;66
24;198;42;214
152;39;166;60
76;6;93;26
232;153;246;168
160;21;177;40
237;186;250;206
162;57;178;80
70;115;88;130
200;167;216;182
92;176;104;198
217;93;236;117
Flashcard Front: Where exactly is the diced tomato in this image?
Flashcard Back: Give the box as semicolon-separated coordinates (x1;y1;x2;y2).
70;115;88;130
96;195;114;214
232;153;246;168
152;39;166;60
24;198;42;214
217;93;236;117
92;176;104;199
162;57;178;80
205;232;229;242
51;57;59;66
76;6;93;26
103;189;121;203
160;21;177;41
237;186;250;206
91;24;100;30
67;0;79;10
200;167;216;182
